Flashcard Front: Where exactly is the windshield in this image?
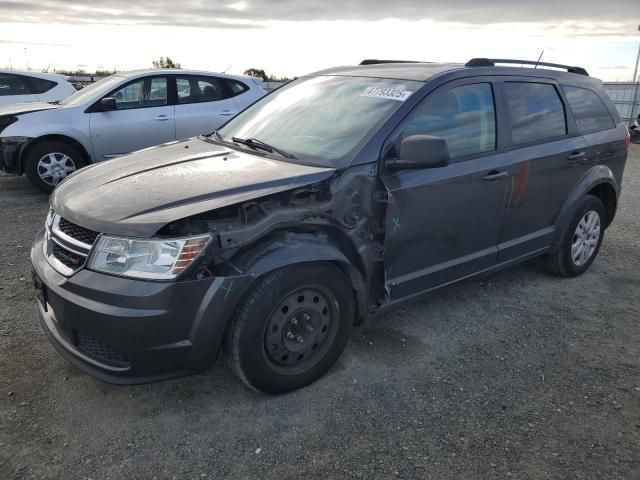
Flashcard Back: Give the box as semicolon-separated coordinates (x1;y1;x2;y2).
59;75;125;106
217;75;422;167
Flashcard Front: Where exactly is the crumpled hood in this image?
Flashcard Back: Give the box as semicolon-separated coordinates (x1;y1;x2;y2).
0;102;60;118
51;138;336;237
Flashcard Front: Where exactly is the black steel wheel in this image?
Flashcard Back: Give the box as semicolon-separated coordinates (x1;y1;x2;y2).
225;263;355;394
263;286;338;375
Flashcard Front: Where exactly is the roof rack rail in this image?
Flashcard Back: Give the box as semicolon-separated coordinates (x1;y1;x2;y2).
465;58;589;76
359;59;423;65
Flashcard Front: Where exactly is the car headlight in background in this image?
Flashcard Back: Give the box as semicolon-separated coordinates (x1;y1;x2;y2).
88;234;211;280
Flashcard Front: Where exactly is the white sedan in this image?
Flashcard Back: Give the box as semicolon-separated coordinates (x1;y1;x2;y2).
0;70;77;107
0;69;266;192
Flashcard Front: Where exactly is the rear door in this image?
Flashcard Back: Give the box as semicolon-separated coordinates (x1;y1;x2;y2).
560;84;622;169
89;75;175;160
495;79;590;262
381;79;510;300
0;73;39;106
173;75;240;138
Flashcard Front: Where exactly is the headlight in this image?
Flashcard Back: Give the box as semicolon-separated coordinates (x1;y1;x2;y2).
88;234;211;280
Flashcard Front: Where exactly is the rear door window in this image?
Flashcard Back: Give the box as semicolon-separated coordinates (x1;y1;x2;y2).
400;83;496;161
0;74;28;96
561;85;615;134
504;82;567;145
176;76;227;104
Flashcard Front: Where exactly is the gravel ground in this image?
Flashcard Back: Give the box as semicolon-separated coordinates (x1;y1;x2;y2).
1;146;639;480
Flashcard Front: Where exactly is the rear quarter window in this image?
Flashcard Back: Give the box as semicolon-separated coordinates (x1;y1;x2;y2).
561;85;615;134
226;79;249;96
26;76;58;94
504;82;567;145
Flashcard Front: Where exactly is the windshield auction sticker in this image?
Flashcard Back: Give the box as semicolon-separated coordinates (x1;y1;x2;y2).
360;87;413;101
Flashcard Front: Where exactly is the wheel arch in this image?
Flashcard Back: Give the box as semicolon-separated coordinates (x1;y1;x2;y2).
19;134;91;174
229;229;370;325
553;165;619;246
586;182;617;228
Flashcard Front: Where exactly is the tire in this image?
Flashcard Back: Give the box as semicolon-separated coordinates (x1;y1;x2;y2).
24;141;85;193
547;195;606;277
226;263;355;394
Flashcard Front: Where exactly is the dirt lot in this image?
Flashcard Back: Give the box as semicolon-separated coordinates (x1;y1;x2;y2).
1;146;639;480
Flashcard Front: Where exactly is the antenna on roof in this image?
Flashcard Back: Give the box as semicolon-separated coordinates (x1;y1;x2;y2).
534;50;544;69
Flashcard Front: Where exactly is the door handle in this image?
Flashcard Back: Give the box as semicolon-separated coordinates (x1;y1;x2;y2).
567;151;585;160
155;115;170;121
220;110;237;117
482;170;508;181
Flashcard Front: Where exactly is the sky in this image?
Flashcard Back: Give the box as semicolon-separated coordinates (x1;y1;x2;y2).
0;0;639;81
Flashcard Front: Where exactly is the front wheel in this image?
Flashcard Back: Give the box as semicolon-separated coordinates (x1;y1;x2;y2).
547;195;606;277
24;141;85;193
225;263;355;394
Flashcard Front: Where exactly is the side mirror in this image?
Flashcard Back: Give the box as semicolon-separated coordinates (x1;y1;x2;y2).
100;97;117;111
386;135;450;170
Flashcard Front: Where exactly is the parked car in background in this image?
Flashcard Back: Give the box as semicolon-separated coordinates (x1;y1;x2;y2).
0;70;76;107
31;58;628;393
631;114;640;143
0;69;265;192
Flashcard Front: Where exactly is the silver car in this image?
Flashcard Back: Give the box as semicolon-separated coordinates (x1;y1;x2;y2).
0;69;266;192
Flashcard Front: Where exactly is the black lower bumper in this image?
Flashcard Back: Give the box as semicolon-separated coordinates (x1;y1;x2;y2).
30;228;255;384
0;139;23;174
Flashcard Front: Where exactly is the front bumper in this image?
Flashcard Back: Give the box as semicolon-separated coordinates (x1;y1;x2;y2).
31;228;255;384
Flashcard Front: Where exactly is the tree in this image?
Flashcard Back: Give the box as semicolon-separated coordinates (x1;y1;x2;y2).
243;68;268;81
152;57;181;69
243;68;296;82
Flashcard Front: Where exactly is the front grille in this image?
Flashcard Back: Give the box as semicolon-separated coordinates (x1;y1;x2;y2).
52;244;85;269
58;217;99;245
75;331;130;367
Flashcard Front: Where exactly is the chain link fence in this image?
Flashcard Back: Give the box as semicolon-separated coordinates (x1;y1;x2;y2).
603;82;640;125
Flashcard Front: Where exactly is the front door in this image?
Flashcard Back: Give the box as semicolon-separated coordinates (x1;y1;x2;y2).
381;80;509;301
89;76;175;160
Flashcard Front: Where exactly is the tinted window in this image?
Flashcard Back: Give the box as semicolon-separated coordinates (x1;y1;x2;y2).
401;83;496;160
226;79;249;96
110;77;167;110
27;76;57;94
0;74;28;96
505;82;566;145
561;85;615;134
177;76;226;104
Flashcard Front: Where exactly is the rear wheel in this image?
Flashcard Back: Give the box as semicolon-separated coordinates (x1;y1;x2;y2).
226;263;355;394
547;195;605;277
24;141;85;193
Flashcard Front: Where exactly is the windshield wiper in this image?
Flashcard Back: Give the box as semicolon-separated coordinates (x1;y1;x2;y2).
231;137;297;160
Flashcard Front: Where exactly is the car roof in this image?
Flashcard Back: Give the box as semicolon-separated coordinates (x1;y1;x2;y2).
311;63;462;81
116;69;258;83
309;62;603;86
0;69;70;81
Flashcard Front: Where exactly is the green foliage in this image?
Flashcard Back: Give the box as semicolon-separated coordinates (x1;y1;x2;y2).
152;57;181;69
243;68;294;82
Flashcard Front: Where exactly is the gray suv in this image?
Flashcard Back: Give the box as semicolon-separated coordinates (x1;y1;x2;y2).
31;58;630;393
